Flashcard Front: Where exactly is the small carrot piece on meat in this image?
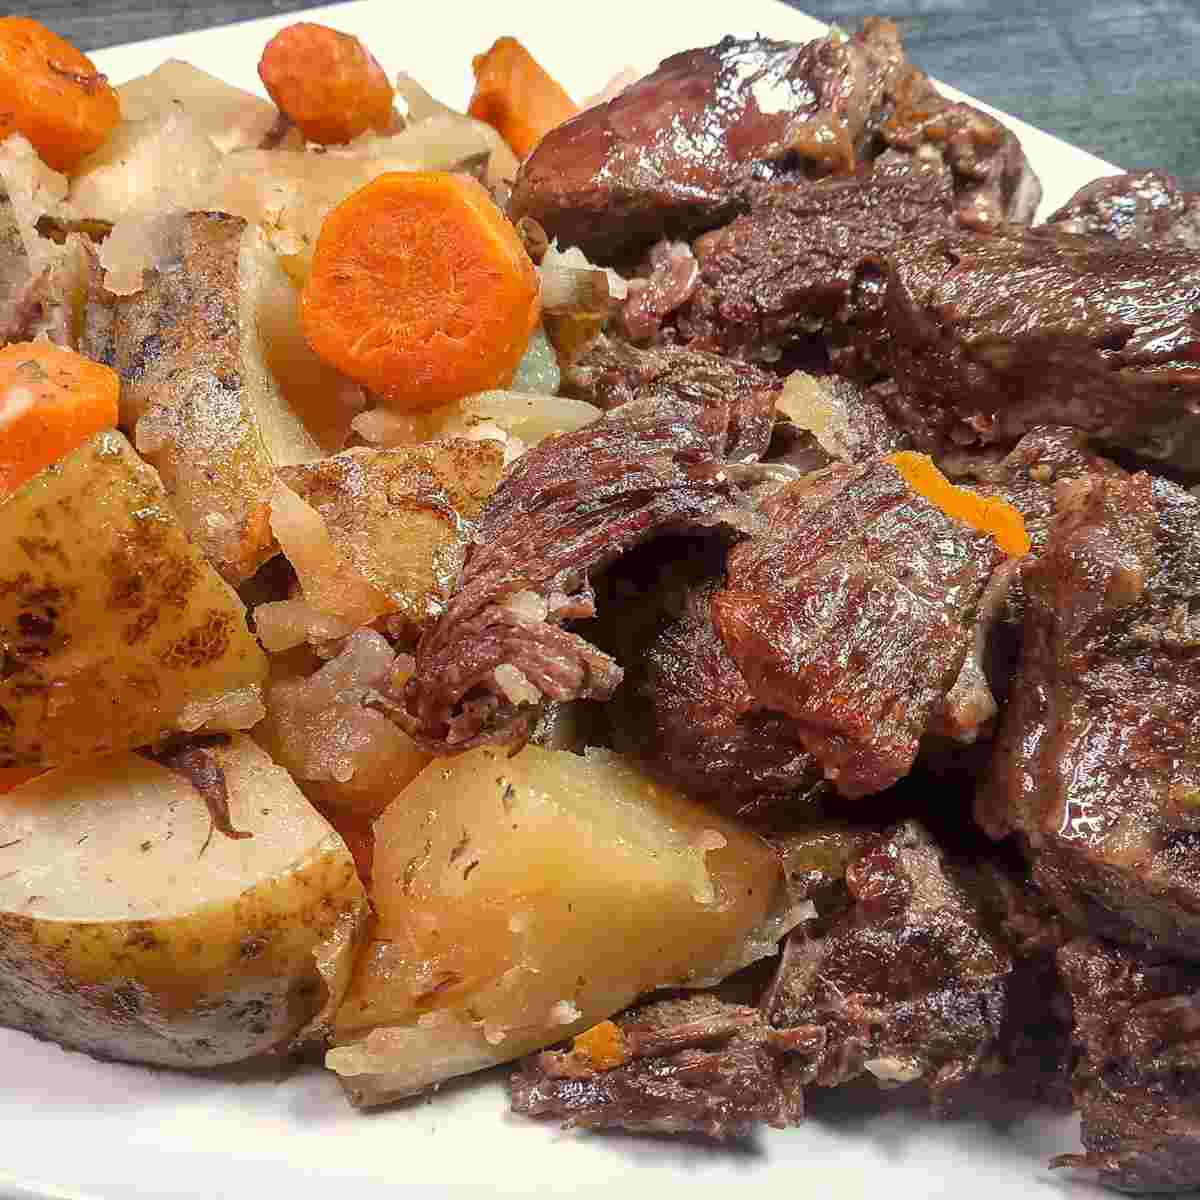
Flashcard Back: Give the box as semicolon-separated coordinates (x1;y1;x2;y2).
888;450;1032;556
0;18;119;173
258;22;394;145
468;36;579;159
301;171;541;411
0;342;120;497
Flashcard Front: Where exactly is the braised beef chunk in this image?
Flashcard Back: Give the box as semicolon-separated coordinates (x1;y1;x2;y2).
631;581;823;816
511;994;806;1138
714;458;1005;797
560;334;779;460
509;20;911;262
665;157;955;361
977;473;1200;959
880;77;1041;231
1054;939;1200;1194
763;821;1014;1105
1046;169;1200;247
397;399;768;753
863;226;1200;474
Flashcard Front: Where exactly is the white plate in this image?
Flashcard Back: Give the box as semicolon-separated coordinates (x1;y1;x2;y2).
2;4;1117;1198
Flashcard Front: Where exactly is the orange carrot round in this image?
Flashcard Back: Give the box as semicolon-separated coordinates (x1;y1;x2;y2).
0;342;120;497
301;171;541;410
888;451;1031;556
468;36;579;159
0;18;119;173
258;22;394;145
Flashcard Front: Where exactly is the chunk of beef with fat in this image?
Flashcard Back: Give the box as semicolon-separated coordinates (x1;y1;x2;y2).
665;156;956;361
1054;939;1200;1194
763;821;1015;1105
976;472;1200;958
560;333;779;460
510;20;911;262
1046;169;1200;247
714;457;1006;797
511;993;807;1138
395;399;769;753
855;226;1200;475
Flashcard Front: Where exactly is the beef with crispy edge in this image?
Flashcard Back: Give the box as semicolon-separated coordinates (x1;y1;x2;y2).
1045;169;1200;247
509;19;912;262
510;992;809;1138
714;457;1006;797
976;472;1200;959
850;226;1200;475
395;398;774;753
1054;938;1200;1194
559;333;779;461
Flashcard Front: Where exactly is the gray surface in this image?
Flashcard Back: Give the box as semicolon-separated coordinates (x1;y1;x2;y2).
20;0;1200;181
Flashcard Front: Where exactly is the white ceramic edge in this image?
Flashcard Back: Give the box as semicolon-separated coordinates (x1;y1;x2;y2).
5;3;1118;1198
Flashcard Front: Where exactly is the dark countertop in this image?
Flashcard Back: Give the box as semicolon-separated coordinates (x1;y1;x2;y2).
22;0;1200;181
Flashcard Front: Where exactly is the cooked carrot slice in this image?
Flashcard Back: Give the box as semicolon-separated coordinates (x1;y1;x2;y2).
301;171;541;410
258;22;394;145
0;342;120;497
888;451;1031;556
468;36;579;159
0;18;119;172
0;767;44;793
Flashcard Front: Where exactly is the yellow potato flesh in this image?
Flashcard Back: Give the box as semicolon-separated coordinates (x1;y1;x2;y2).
0;736;367;1067
0;432;266;769
328;745;794;1105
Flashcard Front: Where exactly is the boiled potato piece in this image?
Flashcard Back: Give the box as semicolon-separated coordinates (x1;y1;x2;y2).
110;211;322;581
0;735;367;1066
272;441;504;638
118;59;293;155
0;432;267;769
327;746;797;1106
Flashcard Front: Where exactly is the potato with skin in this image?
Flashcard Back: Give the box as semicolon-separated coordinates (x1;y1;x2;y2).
0;735;367;1067
327;745;799;1106
0;431;266;769
110;211;323;582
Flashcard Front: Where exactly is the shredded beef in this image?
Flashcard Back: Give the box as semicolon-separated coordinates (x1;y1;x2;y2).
511;993;807;1138
856;226;1200;475
976;472;1200;959
397;399;766;753
1054;939;1200;1194
560;333;780;461
714;457;1005;797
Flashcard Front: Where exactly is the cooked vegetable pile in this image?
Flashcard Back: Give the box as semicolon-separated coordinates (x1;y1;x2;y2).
2;14;1200;1195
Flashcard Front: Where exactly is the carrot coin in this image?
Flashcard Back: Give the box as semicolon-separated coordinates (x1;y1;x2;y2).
301;172;541;410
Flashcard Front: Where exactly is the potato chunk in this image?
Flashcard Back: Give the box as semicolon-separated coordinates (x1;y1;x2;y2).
0;431;267;769
327;745;796;1106
110;211;322;581
0;735;367;1067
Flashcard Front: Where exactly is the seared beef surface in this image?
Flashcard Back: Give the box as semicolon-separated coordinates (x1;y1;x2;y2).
510;20;912;262
511;993;807;1138
763;821;1014;1104
398;398;769;752
1046;169;1200;247
1055;939;1200;1194
860;226;1200;474
631;580;823;816
714;457;1005;797
977;473;1200;959
666;157;955;361
560;333;779;460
